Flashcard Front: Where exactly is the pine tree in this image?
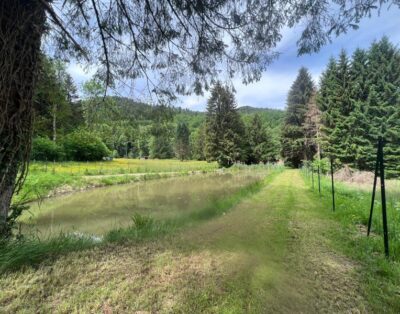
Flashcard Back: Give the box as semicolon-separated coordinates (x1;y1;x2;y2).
348;48;372;169
192;123;206;160
364;37;400;174
281;67;315;167
150;105;174;159
303;92;322;160
318;51;353;161
247;114;264;163
175;121;191;161
318;38;400;176
204;83;246;167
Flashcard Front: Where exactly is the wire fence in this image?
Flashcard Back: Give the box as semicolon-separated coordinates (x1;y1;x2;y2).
301;138;400;260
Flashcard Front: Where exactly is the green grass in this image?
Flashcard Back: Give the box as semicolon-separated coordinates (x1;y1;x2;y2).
301;169;400;311
4;168;398;312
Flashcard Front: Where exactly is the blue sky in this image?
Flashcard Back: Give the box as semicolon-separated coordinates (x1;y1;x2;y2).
68;6;400;111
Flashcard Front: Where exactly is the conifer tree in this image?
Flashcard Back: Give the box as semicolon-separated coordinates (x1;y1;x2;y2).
318;51;353;161
281;67;315;167
318;37;400;175
303;92;322;160
205;83;246;167
247;114;269;163
347;48;371;168
175;122;191;161
192;123;206;161
364;37;400;174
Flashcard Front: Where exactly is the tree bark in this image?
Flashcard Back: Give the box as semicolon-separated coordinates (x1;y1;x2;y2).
0;0;46;236
52;104;57;142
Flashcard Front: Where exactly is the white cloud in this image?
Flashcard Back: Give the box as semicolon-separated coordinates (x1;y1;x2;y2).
67;62;96;87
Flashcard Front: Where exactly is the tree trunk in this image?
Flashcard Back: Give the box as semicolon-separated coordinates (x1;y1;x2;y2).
0;0;46;236
52;104;57;142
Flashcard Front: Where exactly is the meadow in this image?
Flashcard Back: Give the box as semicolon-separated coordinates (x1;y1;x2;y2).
2;168;400;312
16;159;219;204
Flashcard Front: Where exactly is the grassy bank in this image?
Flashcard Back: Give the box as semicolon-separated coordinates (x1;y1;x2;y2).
1;167;282;274
302;169;400;311
0;169;375;313
15;159;218;203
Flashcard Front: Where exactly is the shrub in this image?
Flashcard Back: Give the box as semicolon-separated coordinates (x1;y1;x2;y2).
63;130;110;161
31;137;64;161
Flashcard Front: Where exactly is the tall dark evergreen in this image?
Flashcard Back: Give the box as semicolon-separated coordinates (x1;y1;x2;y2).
150;106;174;159
347;48;372;169
281;67;315;167
175;122;191;161
246;114;274;163
365;37;400;175
303;92;321;160
318;37;400;176
205;83;246;167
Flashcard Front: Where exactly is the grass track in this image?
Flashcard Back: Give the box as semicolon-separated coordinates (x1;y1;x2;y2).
2;170;395;312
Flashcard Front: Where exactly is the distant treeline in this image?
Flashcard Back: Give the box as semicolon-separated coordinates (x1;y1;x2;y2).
281;37;400;176
32;57;284;164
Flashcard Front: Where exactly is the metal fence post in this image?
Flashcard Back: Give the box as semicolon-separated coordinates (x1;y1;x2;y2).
330;157;335;212
367;140;380;236
378;137;389;257
317;164;321;196
311;164;314;190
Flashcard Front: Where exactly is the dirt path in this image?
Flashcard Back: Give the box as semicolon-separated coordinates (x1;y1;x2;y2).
0;170;368;313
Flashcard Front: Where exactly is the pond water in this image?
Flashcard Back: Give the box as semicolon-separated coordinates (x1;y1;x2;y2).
20;172;264;237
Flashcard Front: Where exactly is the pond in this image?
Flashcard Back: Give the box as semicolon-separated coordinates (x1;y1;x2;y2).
20;171;265;237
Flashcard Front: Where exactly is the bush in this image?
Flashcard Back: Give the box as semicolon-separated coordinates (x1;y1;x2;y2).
63;130;110;161
31;137;64;161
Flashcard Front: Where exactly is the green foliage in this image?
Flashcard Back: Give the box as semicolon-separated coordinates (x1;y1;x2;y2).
281;67;315;167
31;137;65;161
175;121;191;160
205;83;246;167
149;106;174;159
246;114;279;163
34;56;79;140
63;130;110;161
318;37;400;176
191;123;206;160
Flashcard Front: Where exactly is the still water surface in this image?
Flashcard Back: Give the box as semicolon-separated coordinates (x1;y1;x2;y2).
21;172;263;237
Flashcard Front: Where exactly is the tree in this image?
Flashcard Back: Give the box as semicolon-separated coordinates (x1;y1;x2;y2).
247;114;269;163
363;38;400;175
192;123;206;161
303;92;322;160
1;0;399;236
175;122;191;161
150;105;174;159
34;56;77;142
317;37;400;175
205;83;245;167
281;67;315;167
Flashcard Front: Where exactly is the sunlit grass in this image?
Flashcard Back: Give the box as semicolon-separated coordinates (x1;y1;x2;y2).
29;158;218;176
15;159;218;203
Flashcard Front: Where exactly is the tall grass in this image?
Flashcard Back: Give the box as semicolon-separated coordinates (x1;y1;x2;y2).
302;167;400;259
301;168;400;311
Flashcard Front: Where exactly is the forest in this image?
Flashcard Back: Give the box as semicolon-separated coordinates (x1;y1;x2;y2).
31;57;284;166
32;37;400;177
1;1;400;313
